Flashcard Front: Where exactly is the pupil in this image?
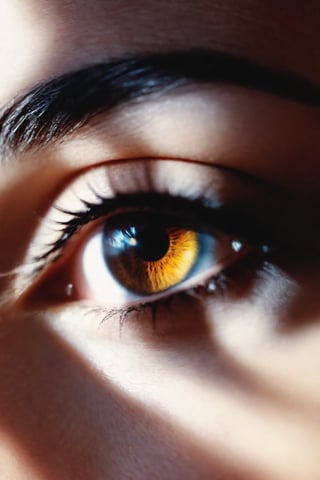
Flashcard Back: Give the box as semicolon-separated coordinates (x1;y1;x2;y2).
135;225;170;261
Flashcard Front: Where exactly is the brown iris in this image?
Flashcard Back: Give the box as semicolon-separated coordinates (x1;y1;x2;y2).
103;216;199;295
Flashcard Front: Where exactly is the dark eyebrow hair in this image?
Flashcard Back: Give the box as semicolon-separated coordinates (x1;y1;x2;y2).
1;49;320;155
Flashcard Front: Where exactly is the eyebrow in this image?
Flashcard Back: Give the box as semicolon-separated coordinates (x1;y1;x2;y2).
1;49;320;155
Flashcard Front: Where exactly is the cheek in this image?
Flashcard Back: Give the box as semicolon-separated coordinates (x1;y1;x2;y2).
2;295;320;480
206;265;320;412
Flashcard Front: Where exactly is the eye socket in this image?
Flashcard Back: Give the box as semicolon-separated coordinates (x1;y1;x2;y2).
24;160;276;309
72;210;247;307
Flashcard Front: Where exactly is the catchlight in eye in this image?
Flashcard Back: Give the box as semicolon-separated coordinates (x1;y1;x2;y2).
103;216;199;295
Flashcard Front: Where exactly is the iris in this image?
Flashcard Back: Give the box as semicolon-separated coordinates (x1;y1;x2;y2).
103;219;199;295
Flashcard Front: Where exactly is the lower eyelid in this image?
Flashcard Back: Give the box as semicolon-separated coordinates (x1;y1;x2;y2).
21;223;242;311
35;226;253;310
65;252;269;337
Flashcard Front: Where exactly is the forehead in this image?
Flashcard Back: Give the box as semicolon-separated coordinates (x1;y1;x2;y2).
1;0;320;105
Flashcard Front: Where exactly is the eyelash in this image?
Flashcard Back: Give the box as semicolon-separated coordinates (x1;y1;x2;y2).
32;188;274;325
38;190;272;260
87;250;271;330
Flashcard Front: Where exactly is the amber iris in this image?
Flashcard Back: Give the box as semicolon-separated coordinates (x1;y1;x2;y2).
103;221;199;295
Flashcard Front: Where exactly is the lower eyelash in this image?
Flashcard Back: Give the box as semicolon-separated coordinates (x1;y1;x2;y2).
96;269;228;330
93;249;274;333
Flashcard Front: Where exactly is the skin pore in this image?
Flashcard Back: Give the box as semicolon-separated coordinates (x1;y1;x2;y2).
0;1;320;479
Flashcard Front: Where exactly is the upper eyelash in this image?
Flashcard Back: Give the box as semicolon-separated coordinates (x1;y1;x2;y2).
36;190;274;265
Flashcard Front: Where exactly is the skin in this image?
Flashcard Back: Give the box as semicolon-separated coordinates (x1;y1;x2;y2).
0;1;320;479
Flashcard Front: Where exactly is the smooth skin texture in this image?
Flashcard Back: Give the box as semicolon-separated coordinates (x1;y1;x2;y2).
0;1;320;479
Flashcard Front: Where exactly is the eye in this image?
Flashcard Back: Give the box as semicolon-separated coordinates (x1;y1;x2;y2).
76;211;244;306
25;161;275;311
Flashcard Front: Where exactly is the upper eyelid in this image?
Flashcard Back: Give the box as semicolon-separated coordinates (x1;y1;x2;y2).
33;192;220;263
23;159;286;276
33;190;275;272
